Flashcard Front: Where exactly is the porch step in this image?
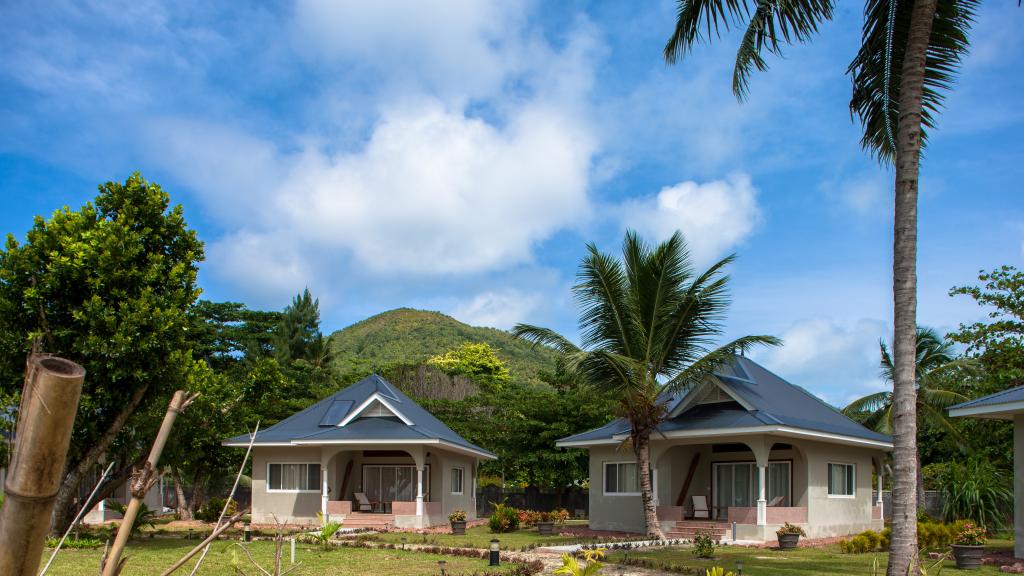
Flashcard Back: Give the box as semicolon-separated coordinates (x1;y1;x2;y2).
666;521;730;541
340;514;394;529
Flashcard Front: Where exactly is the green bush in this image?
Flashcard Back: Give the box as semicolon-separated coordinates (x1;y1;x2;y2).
940;458;1013;529
489;503;520;533
195;498;237;523
692;531;716;559
45;536;104;549
880;527;891;550
839;529;887;554
109;502;157;537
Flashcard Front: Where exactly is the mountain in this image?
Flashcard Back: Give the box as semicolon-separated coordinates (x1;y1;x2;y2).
327;308;560;388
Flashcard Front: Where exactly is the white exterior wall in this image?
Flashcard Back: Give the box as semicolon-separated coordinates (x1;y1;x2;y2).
802;440;883;538
251;446;323;525
587;445;647;532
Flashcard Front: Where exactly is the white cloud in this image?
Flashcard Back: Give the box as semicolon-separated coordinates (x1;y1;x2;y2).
751;316;889;406
620;174;761;264
449;290;541;330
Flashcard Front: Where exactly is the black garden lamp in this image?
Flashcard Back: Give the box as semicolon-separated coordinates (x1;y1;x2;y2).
437;559;447;575
489;539;500;566
736;560;744;575
401;537;407;550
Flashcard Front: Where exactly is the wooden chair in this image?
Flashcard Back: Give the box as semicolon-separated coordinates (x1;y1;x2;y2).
767;495;785;507
354;492;373;512
692;495;710;519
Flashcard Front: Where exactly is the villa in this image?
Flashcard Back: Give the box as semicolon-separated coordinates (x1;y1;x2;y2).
557;356;892;542
223;373;496;528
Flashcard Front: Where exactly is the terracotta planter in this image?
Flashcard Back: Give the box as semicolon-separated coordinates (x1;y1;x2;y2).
951;544;984;570
450;521;466;535
777;533;800;550
537;521;555;536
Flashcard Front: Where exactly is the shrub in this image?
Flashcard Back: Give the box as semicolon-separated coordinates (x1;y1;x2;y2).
861;530;881;550
448;509;467;522
517;509;541;527
552;508;570;525
109;502;157;537
940;457;1013;529
954;522;987;546
195;498;237;523
839;530;886;553
775;522;805;537
880;527;892;550
489;503;520;533
45;536;104;549
705;568;735;576
692;531;716;559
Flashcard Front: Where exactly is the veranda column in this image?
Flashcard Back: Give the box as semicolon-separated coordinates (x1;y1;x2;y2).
321;466;329;519
876;465;884;518
756;464;767;526
415;467;425;517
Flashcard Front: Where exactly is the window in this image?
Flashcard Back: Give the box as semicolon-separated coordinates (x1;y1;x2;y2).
267;463;320;492
828;463;856;497
604;462;640;495
451;467;464;495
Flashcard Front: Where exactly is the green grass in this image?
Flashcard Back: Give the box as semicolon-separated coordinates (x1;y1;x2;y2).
373;522;604;550
605;544;1006;575
41;538;516;575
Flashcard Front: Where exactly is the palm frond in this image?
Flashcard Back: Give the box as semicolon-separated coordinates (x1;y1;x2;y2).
511;324;581;356
576;242;637;358
918;402;968;449
848;0;979;164
917;386;968;408
664;0;752;65
843;391;892;416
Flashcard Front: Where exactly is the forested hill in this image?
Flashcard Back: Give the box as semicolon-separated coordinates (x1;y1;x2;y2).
328;308;560;387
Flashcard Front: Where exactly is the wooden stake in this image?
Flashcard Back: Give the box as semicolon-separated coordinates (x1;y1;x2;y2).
101;390;197;576
158;510;247;576
0;355;85;576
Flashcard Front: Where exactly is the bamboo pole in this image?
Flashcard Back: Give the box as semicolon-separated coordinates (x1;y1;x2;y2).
39;460;115;576
0;355;85;576
101;390;196;576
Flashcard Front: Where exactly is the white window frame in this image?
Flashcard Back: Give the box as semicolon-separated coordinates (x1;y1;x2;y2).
603;461;651;497
451;467;464;495
827;461;856;498
266;462;321;493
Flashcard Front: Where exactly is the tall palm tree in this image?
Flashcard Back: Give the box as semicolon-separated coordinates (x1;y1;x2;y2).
843;327;973;507
513;231;780;539
662;1;979;572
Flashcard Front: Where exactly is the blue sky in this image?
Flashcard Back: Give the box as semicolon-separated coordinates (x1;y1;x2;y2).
1;0;1021;405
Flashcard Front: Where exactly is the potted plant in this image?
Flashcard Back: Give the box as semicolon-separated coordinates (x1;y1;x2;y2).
449;509;468;535
536;511;555;536
951;522;987;570
776;523;806;550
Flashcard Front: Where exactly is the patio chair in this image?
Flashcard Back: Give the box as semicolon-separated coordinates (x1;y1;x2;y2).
354;492;373;512
767;495;785;507
692;495;710;519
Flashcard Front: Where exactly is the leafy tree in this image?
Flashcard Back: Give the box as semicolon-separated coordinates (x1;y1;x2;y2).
189;300;283;369
427;342;512;393
514;231;779;538
949;265;1024;389
843;326;972;506
0;173;203;535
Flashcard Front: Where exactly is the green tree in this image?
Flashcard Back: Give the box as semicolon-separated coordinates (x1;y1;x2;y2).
843;326;972;507
949;265;1024;389
427;342;512;393
0;173;203;534
273;288;326;365
189;300;283;369
662;0;980;568
513;231;779;538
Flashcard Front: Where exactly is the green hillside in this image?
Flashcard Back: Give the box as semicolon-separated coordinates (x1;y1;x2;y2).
328;308;560;388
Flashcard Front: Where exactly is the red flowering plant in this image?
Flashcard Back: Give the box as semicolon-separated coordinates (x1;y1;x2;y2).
954;522;987;546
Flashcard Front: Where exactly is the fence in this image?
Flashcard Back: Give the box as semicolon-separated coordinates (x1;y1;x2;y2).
876;490;944;522
476;486;588;518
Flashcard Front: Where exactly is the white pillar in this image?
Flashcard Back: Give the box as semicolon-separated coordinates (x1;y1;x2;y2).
321;466;329;520
415;467;425;517
756;464;767;526
876;465;884;518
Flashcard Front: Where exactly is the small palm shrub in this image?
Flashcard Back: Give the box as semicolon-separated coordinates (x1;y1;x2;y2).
692;530;716;558
706;568;735;576
109;502;157;537
195;497;237;522
311;512;343;550
554;548;604;576
489;503;520;533
940;458;1012;529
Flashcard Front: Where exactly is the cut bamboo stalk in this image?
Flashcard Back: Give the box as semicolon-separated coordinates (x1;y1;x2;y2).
158;509;247;576
0;355;85;576
101;390;196;576
39;460;116;576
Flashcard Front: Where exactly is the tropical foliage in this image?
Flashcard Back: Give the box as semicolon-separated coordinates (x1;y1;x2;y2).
514;231;779;538
554;548;605;576
939;458;1012;529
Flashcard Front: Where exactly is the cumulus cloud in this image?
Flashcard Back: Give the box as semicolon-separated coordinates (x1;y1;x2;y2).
751;316;890;406
620;174;761;264
449;290;541;330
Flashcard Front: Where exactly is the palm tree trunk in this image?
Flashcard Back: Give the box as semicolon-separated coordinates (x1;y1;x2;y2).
172;468;192;521
886;0;938;573
635;432;664;540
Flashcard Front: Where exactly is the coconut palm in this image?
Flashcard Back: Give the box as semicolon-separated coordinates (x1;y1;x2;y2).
513;230;780;539
662;1;980;571
843;326;974;506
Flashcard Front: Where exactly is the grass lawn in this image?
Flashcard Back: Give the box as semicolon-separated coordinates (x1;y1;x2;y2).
372;521;606;550
41;538;516;575
605;543;1009;575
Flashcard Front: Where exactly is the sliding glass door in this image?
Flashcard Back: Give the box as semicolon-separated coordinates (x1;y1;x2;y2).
713;461;791;519
363;465;424;507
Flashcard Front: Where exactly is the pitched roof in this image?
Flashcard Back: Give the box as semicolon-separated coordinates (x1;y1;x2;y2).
948;385;1024;420
557;356;892;449
224;374;496;459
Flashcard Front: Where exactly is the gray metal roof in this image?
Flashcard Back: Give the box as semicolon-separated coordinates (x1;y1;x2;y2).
558;356;892;447
224;374;496;459
948;385;1024;419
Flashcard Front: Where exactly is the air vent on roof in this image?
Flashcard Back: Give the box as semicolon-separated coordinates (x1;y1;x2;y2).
359;399;398;419
695;386;734;406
